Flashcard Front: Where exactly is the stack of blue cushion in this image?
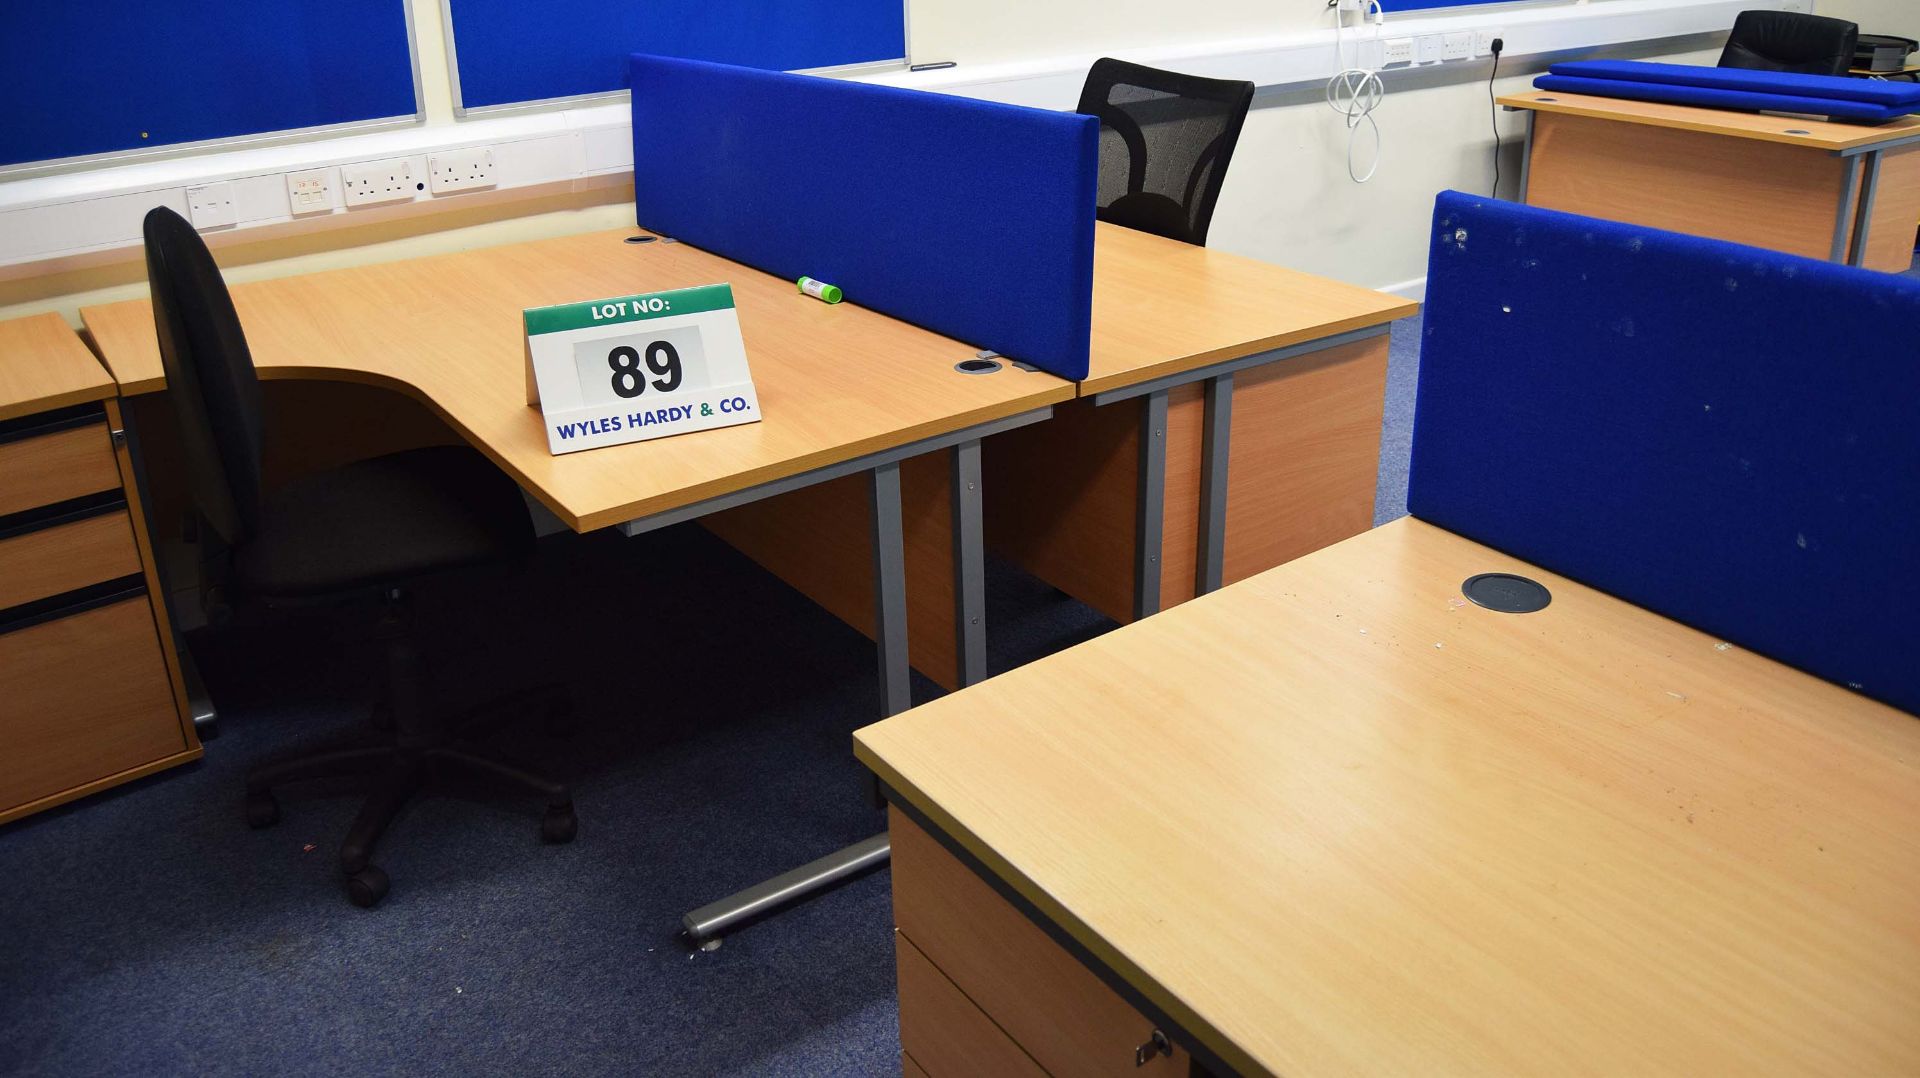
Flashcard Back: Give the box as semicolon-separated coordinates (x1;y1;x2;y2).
1534;60;1920;123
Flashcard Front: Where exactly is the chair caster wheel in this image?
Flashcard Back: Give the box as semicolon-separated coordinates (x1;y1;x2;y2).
245;791;280;829
541;804;577;844
347;865;390;908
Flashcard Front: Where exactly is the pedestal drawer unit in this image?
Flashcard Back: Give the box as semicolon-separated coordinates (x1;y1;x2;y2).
0;314;200;825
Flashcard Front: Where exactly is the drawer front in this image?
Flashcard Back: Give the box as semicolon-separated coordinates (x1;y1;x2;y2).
0;594;185;815
0;508;141;610
891;808;1192;1078
897;930;1046;1078
0;422;122;516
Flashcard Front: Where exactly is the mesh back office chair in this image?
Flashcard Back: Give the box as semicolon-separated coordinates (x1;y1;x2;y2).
142;206;577;909
1719;10;1860;76
1077;58;1255;247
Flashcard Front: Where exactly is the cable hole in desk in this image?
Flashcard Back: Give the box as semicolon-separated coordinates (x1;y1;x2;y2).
955;358;1002;375
624;235;658;245
1534;96;1557;103
1783;128;1811;135
1462;573;1552;613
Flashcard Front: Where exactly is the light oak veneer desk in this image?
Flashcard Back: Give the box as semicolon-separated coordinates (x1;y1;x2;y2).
83;228;1073;936
1501;90;1920;272
81;222;1410;938
857;517;1920;1077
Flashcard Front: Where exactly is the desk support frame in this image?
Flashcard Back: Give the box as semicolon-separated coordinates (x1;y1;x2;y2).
1846;151;1881;267
1196;373;1233;596
1133;390;1169;621
1515;107;1535;202
673;407;1047;944
1089;323;1393;620
1832;153;1863;263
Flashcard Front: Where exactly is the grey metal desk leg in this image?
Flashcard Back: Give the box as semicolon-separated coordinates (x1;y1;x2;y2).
1832;154;1862;263
1517;109;1535;203
1133;389;1169;622
680;463;912;945
951;440;987;688
870;461;911;716
1195;374;1233;597
1847;151;1883;267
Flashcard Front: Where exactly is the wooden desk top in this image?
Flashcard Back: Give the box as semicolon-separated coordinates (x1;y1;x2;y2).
1499;90;1920;151
856;517;1920;1077
1085;222;1416;397
81;231;1075;532
0;313;115;423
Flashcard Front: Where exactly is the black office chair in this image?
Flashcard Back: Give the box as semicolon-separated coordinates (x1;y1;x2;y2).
1077;58;1254;247
142;206;576;909
1719;10;1859;76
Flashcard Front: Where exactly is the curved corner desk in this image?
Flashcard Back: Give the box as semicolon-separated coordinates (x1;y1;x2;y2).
81;221;1413;941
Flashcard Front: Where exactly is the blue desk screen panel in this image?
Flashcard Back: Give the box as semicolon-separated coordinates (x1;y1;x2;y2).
628;55;1100;381
1532;75;1911;123
446;0;906;111
0;3;416;169
1549;60;1920;108
1409;191;1920;715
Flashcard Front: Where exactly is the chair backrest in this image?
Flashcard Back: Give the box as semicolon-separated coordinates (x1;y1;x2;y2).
1719;10;1858;76
142;206;265;546
1076;58;1254;247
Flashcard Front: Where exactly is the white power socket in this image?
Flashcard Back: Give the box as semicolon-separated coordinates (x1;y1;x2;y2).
1440;32;1473;61
1381;37;1415;66
427;148;497;195
1416;35;1444;64
341;158;418;208
185;182;237;229
286;168;334;215
1473;29;1504;58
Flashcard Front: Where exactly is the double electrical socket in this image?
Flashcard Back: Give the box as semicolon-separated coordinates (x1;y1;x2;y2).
427;148;497;195
341;158;420;208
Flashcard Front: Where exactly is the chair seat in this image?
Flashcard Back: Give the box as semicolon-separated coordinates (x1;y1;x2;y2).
235;446;534;598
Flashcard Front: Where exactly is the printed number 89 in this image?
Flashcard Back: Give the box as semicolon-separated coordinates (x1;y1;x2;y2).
607;341;683;398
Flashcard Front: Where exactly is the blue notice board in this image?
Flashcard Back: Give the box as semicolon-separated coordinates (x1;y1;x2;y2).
446;0;907;111
0;3;417;169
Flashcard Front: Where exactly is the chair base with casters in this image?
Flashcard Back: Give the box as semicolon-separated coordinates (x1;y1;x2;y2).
240;587;578;908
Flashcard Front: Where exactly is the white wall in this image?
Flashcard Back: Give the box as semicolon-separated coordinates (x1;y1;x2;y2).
907;0;1726;291
1816;0;1920;38
0;0;1750;323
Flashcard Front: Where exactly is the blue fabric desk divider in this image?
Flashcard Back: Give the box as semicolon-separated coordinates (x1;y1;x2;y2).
1548;61;1920;109
1409;191;1920;716
1532;74;1912;123
627;55;1099;381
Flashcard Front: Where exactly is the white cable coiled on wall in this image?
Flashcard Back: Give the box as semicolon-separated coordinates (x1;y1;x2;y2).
1326;0;1386;183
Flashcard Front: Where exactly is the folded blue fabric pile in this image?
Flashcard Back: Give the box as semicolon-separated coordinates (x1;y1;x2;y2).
1533;60;1920;123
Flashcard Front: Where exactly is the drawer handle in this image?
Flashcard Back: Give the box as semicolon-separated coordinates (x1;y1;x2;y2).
1134;1029;1172;1067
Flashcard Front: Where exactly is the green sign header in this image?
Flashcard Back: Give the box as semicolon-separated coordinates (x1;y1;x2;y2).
524;283;734;336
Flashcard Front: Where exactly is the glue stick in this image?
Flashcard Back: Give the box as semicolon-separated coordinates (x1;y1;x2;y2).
797;277;843;304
